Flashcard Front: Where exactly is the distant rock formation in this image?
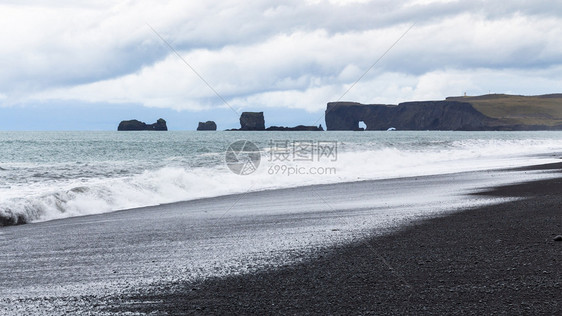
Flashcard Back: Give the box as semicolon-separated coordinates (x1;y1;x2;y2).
266;125;324;131
239;112;265;131
325;101;495;131
197;121;217;131
226;112;324;131
118;118;168;131
325;94;562;131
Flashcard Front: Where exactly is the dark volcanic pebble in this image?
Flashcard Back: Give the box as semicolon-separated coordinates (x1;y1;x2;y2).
110;176;562;315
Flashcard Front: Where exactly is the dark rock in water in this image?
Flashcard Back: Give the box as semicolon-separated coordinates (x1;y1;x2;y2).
266;125;324;131
554;235;562;241
118;118;167;131
197;121;217;131
0;212;27;227
227;112;323;131
239;112;265;131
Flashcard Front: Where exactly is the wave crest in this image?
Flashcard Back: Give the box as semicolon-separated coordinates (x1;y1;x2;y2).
1;136;560;227
0;167;243;227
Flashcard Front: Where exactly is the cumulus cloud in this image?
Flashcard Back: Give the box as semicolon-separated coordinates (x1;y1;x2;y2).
1;0;561;112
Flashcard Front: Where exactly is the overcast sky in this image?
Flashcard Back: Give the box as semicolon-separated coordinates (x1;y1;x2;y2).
1;0;561;130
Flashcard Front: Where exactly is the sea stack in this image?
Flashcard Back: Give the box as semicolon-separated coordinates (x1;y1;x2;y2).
118;118;168;131
197;121;217;131
239;112;265;131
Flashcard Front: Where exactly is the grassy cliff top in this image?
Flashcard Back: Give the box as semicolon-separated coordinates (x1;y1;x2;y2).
446;94;562;126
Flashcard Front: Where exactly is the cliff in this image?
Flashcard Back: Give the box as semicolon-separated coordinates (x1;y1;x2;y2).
325;101;496;131
325;94;562;131
446;94;562;127
118;118;168;131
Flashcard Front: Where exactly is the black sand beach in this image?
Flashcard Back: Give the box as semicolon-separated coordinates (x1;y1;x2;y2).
1;163;561;315
110;164;562;315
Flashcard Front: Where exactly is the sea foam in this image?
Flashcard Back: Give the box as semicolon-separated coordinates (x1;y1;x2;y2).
1;134;561;226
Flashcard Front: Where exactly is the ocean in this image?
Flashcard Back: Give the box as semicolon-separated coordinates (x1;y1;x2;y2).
1;130;561;226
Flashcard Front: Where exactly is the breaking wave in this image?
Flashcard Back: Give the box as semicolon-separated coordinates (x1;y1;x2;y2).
1;134;561;227
0;166;239;226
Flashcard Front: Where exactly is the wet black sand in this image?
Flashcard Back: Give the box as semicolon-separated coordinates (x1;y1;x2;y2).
110;163;562;315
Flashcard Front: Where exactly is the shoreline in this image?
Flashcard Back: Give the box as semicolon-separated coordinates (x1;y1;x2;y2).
2;131;561;228
1;163;561;314
109;163;562;315
7;160;562;229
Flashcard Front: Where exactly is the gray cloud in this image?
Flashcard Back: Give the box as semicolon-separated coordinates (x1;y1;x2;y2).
1;0;561;109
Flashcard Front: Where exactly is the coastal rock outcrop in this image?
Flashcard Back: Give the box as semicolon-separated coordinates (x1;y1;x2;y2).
227;112;324;131
118;118;168;131
325;101;498;131
197;121;217;131
239;112;265;131
325;94;562;131
266;125;324;131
